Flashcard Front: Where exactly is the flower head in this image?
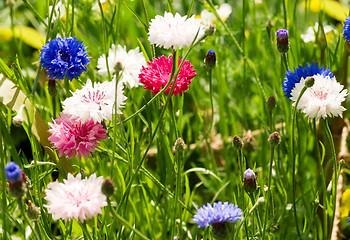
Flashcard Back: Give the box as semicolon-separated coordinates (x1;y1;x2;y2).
148;12;205;49
290;74;348;120
200;3;232;26
139;55;196;96
276;29;289;53
62;79;126;123
5;161;23;183
243;168;257;193
193;201;242;228
283;63;333;98
97;44;146;88
48;113;108;159
44;173;107;221
343;16;350;41
204;49;216;69
40;37;90;81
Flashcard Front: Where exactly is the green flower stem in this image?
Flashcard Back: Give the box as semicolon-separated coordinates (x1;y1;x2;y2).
111;71;120;177
250;193;263;238
323;118;338;232
17;198;40;240
291;86;307;239
172;148;183;239
238;149;249;240
80;221;93;240
107;198;150;240
281;53;289;72
262;145;275;240
205;68;214;138
313;119;328;238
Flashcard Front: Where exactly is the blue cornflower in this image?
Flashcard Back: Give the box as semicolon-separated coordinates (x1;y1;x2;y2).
283;63;333;98
204;49;216;69
5;161;22;183
193;201;242;228
343;16;350;41
40;37;90;81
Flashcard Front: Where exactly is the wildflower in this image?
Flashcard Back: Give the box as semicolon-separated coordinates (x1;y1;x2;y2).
275;29;289;53
62;79;126;123
44;173;107;221
40;37;90;81
283;63;333;98
48;1;66;22
200;3;232;26
301;22;334;43
97;44;146;88
343;16;350;41
174;138;186;152
268;132;281;146
148;12;204;49
12;104;26;127
290;74;348;120
139;55;196;96
48;113;108;159
266;96;276;112
204;49;216;69
101;177;115;198
5;161;26;198
243;168;257;193
193;201;242;228
232;136;244;150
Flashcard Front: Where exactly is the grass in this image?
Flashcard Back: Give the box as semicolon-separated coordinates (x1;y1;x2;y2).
0;0;350;239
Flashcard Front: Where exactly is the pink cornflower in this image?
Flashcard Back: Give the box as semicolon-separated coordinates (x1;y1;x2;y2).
44;173;107;221
48;113;108;159
139;55;196;96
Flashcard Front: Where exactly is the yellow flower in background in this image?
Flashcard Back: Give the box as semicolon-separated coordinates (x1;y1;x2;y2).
198;3;232;26
303;0;349;22
340;189;350;218
0;26;45;49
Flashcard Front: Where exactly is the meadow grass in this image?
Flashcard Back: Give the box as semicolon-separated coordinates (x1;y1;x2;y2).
0;0;350;239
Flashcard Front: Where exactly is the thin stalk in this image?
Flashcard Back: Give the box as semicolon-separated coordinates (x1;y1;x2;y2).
17;198;40;240
262;146;275;240
323;119;338;233
205;68;214;138
107;199;150;240
291;86;308;239
172;149;183;239
111;71;120;177
239;149;249;240
250;193;264;238
80;221;93;240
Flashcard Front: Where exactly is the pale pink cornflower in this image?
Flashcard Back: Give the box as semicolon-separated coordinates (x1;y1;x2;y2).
48;113;108;159
62;79;126;123
44;173;107;221
148;12;205;49
139;55;196;96
290;74;348;120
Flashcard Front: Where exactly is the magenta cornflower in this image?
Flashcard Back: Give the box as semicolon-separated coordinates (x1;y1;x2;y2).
48;113;108;159
139;55;196;96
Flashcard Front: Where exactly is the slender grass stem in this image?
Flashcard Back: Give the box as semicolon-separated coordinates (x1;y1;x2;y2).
17;198;40;240
80;221;93;240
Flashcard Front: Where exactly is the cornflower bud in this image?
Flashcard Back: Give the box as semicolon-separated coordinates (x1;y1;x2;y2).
204;50;216;69
243;168;257;193
275;29;289;53
27;201;40;220
305;76;315;88
175;138;185;152
266;96;276;112
268;131;281;146
114;62;123;75
5;162;26;198
101;177;115;198
232;136;244;150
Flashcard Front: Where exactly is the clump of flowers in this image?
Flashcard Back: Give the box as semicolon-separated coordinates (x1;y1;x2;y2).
343;15;350;41
62;79;126;123
44;173;107;221
148;12;204;49
193;201;242;228
200;3;232;26
290;74;348;120
40;37;90;81
48;113;108;159
283;63;333;98
139;55;196;96
97;44;146;88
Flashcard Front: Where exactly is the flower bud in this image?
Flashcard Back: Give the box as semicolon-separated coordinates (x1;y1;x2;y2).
27;201;40;220
232;136;244;150
243;168;257;193
268;132;281;146
275;29;289;53
204;50;216;69
101;177;115;198
305;76;315;88
175;138;185;152
114;62;123;75
5;162;26;198
48;78;58;97
266;96;276;112
204;25;215;37
12;104;26;127
266;20;273;37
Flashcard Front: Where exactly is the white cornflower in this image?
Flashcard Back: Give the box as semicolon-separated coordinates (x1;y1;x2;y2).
44;173;107;221
97;44;146;88
148;12;205;49
62;79;127;123
200;3;232;26
301;22;334;43
290;74;348;120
